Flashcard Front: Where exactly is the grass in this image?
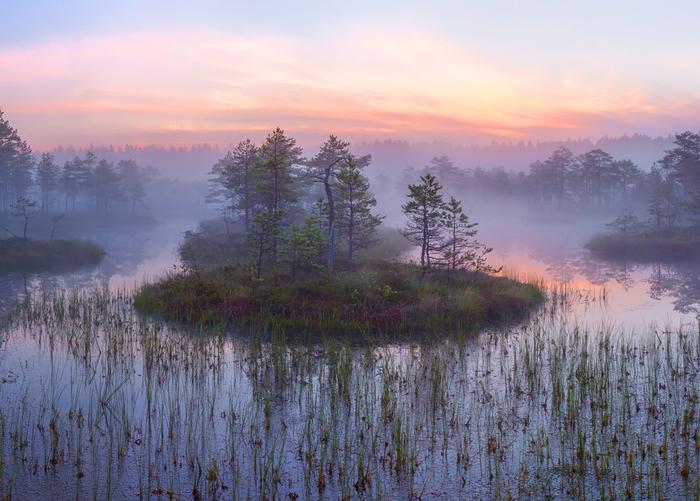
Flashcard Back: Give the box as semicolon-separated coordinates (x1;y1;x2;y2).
586;229;700;262
134;262;544;337
0;237;105;272
1;285;698;499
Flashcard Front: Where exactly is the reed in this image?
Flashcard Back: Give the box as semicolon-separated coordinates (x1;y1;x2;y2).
0;285;697;499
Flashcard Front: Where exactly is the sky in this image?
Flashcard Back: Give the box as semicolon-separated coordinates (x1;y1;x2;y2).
1;0;700;149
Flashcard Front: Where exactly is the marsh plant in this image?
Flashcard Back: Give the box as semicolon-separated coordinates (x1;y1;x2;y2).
0;284;697;500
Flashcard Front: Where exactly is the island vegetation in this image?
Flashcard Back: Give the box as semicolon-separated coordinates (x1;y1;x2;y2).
0;236;104;272
135;129;543;335
0;108;160;247
586;131;700;261
0;109;172;273
0;195;104;272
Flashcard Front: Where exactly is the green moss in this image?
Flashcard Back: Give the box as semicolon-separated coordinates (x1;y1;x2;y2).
0;238;105;272
134;262;544;338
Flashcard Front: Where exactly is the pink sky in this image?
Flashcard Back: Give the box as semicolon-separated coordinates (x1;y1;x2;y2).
2;28;699;149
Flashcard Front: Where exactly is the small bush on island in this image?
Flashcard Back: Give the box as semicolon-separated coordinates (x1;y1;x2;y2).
0;237;105;272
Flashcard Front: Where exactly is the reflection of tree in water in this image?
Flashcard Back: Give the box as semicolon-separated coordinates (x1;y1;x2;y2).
572;256;637;290
646;263;679;302
536;246;700;314
650;262;700;314
536;248;638;290
0;230;155;310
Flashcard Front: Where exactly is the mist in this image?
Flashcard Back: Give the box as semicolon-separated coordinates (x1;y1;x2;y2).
3;2;700;498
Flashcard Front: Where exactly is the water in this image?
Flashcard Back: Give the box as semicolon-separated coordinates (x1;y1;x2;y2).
0;217;699;500
493;243;699;329
0;217;188;308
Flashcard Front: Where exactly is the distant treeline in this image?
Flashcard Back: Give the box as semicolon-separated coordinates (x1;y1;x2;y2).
0;109;158;214
399;132;700;216
45;133;676;181
362;134;674;174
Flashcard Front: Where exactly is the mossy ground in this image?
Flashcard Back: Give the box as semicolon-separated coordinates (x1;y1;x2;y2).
135;262;544;337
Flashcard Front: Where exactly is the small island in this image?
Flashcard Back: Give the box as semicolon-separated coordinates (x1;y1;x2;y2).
586;229;700;261
0;237;105;272
1;197;105;272
586;132;700;262
135;261;542;335
135;131;543;335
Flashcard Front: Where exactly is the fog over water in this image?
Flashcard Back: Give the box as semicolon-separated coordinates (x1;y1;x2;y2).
4;1;700;497
2;116;700;499
3;193;697;331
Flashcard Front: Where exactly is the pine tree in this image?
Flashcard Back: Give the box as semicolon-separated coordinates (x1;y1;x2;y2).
249;210;283;279
613;159;641;204
401;174;445;273
442;197;478;271
60;157;82;211
0;110;33;211
36;153;60;211
209;139;259;232
118;159;154;214
606;210;638;236
336;155;383;261
574;149;614;206
93;159;121;213
659;131;700;197
283;216;325;281
60;153;93;211
648;170;681;234
425;156;465;189
8;140;34;204
307;135;350;271
256;128;303;265
311;197;329;261
532;147;573;205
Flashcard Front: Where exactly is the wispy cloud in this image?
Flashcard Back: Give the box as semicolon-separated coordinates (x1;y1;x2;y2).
1;28;698;148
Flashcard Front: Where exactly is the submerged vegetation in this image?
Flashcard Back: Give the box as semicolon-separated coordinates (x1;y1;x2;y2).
0;237;104;272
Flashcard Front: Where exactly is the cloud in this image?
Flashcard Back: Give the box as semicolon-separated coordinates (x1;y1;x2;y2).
1;28;698;148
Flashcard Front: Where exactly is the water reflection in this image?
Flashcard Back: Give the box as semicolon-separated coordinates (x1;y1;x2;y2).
493;240;700;329
0;218;193;312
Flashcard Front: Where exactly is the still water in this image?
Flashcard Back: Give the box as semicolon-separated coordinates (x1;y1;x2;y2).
0;216;698;499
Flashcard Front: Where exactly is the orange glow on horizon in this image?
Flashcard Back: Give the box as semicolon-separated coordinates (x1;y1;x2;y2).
2;29;699;149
